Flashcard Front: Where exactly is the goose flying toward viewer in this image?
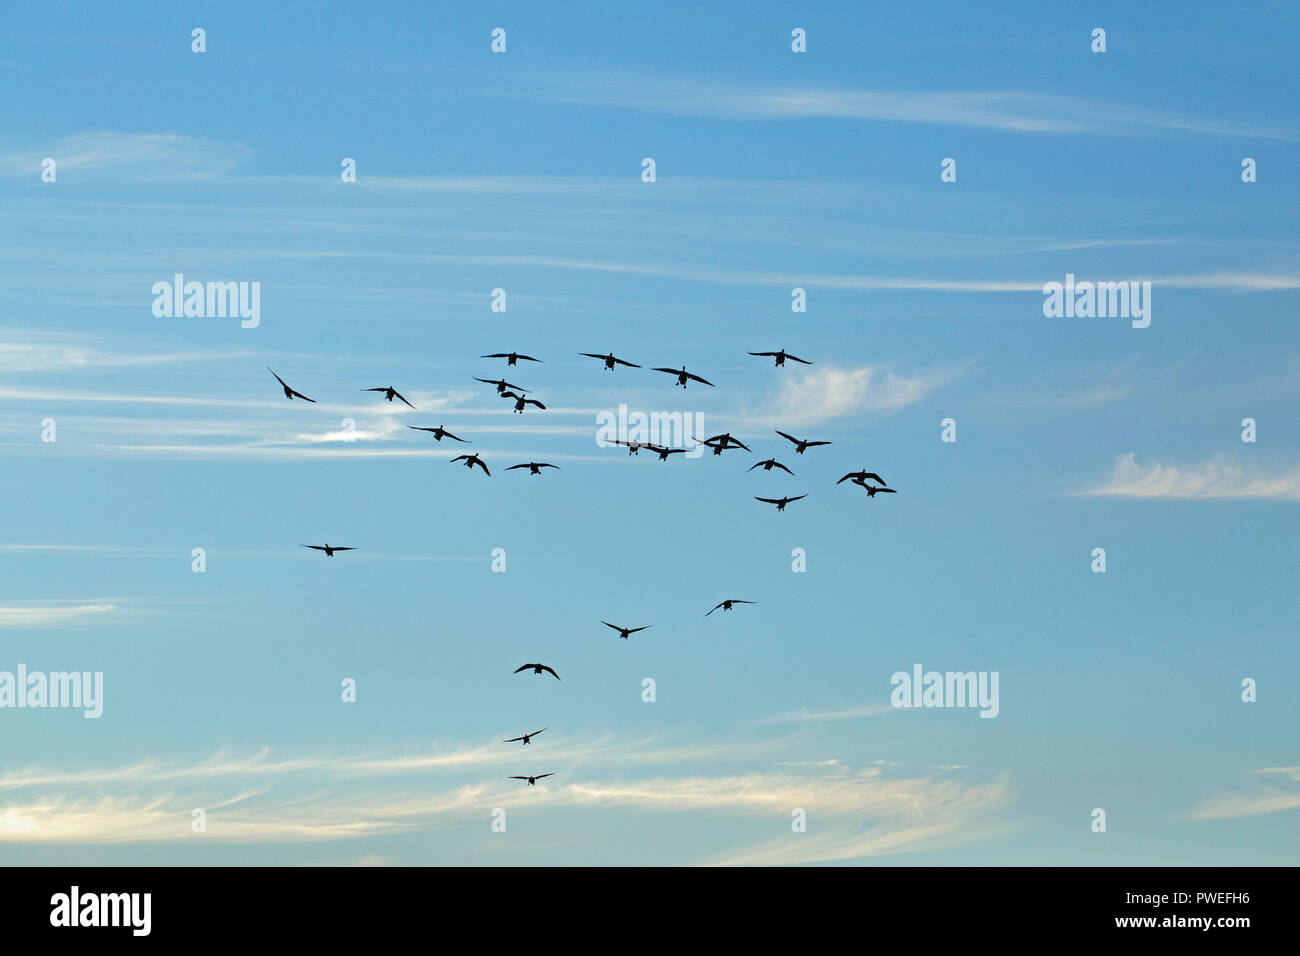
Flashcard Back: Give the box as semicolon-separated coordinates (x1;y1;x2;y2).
407;425;467;442
301;544;355;557
267;367;315;402
705;599;756;616
749;458;794;475
483;352;542;366
509;774;554;786
653;366;714;389
581;352;640;370
755;494;807;512
475;377;529;394
362;385;416;408
776;430;831;454
501;391;546;413
837;470;886;486
749;349;811;367
451;453;491;475
504;728;547;746
507;462;559;475
603;622;651;639
514;662;561;680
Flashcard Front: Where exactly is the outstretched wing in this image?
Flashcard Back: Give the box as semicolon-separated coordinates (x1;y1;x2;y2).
268;367;289;388
755;497;782;505
301;545;326;551
749;351;778;358
331;547;356;551
534;773;554;780
747;461;765;472
504;736;525;742
506;464;528;471
859;472;885;485
627;625;651;634
516;354;542;363
579;353;606;360
776;430;799;445
392;390;416;409
540;665;561;680
786;495;807;503
729;438;751;451
451;455;469;464
525;399;546;409
602;621;622;632
288;387;315;402
786;354;812;364
473;458;491;476
513;664;534;674
651;367;679;376
684;372;715;386
361;387;387;393
442;430;468;442
538;463;559;469
482;353;509;359
804;440;832;447
772;461;793;475
705;602;725;616
613;357;640;368
836;472;859;484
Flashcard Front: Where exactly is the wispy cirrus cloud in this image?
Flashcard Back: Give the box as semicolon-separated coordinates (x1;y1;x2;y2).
0;131;251;180
747;363;967;428
1076;453;1300;501
1182;767;1300;820
0;730;1015;862
509;72;1300;141
0;601;117;628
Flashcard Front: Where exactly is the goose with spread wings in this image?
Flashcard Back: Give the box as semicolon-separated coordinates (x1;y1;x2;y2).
603;622;651;639
749;349;811;368
755;494;807;512
653;365;714;389
407;425;467;443
510;774;554;786
483;351;542;366
581;352;640;370
749;458;794;475
362;385;416;409
504;728;547;746
451;453;491;475
837;470;886;486
267;367;315;402
301;543;355;557
705;599;756;616
776;430;832;454
507;461;559;475
698;432;750;456
515;662;561;680
475;376;529;395
501;390;546;414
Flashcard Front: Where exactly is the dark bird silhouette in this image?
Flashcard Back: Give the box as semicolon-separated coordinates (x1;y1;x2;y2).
776;430;832;454
853;480;897;498
653;365;714;389
475;377;529;395
509;774;554;786
603;621;651;639
483;352;542;366
451;453;491;475
755;494;807;512
749;349;811;368
515;662;561;680
504;727;547;746
699;433;751;455
501;390;546;414
705;599;756;616
749;458;794;475
581;352;640;370
407;425;467;443
837;470;886;486
644;443;687;461
507;461;559;475
362;385;416;409
267;367;315;402
301;544;355;557
612;439;648;455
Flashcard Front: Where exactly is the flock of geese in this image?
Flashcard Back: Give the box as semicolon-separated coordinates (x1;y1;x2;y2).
272;347;896;787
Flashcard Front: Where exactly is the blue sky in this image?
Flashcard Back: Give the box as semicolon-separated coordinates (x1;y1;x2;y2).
0;1;1297;865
